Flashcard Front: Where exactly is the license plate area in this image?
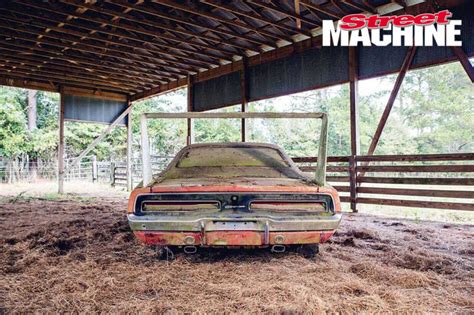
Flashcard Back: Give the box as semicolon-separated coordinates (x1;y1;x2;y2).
204;221;264;246
206;221;261;231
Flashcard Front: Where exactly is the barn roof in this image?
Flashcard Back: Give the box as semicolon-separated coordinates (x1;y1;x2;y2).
0;0;470;103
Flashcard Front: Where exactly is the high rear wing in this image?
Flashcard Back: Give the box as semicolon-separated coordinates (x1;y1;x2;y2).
140;112;328;186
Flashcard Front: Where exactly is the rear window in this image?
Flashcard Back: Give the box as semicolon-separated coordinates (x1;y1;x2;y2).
176;147;290;168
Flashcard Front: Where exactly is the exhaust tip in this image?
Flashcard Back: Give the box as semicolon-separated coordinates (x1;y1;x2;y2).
271;245;286;253
183;246;197;254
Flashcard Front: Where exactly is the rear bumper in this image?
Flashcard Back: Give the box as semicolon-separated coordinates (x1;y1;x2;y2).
128;213;342;246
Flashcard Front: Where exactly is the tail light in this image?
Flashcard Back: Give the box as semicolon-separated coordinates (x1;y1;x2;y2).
250;201;327;213
141;201;219;212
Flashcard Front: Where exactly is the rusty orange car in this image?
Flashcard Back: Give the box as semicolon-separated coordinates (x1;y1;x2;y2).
128;143;341;258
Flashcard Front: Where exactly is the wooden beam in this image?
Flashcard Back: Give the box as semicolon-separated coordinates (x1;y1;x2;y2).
58;87;65;194
348;47;360;156
0;49;159;85
187;75;194;146
348;46;359;213
247;0;320;28
0;12;224;67
0;67;133;94
108;0;276;50
155;0;293;43
202;0;313;37
140;113;152;186
367;46;417;156
1;58;141;91
126;99;133;192
0;41;171;83
60;0;260;53
240;58;249;142
299;0;342;19
64;105;134;175
0;25;200;74
341;0;377;14
295;0;302;29
451;46;474;83
5;2;237;60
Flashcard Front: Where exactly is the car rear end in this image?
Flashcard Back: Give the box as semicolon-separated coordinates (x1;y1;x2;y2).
127;185;342;251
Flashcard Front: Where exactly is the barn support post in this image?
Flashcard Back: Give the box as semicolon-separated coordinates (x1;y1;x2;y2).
451;46;474;83
367;46;417;156
58;87;65;194
126;99;133;191
140;114;152;186
348;47;360;212
186;75;194;146
240;57;249;142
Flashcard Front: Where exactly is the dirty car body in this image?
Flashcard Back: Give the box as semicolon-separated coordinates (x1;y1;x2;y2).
128;143;342;251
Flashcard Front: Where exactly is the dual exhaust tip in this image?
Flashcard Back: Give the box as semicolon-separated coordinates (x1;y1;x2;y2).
182;245;286;254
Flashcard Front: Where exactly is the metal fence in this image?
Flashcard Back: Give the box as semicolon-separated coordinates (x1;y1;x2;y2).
0;155;112;184
111;155;174;187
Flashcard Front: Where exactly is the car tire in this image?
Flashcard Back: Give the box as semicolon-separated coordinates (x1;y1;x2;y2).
156;246;175;260
298;244;319;259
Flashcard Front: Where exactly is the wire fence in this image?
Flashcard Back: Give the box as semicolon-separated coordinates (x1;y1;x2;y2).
0;155;174;188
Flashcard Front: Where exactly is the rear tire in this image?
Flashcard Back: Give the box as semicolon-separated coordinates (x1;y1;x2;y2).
297;244;319;259
156;246;175;260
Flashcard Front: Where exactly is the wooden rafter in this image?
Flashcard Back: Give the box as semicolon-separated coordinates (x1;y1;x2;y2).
13;0;239;58
153;0;293;44
202;1;313;38
247;0;320;28
367;46;418;156
0;10;225;66
451;46;474;83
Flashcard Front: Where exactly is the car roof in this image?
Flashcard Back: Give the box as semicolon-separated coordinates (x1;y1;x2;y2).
183;142;284;150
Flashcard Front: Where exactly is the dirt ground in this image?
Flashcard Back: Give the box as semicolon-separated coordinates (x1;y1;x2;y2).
0;195;473;314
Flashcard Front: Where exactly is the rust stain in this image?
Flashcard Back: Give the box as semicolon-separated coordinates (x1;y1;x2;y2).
134;231;201;246
205;231;264;246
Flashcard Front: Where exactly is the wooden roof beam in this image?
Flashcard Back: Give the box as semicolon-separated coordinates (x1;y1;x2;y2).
1;60;141;92
14;0;240;59
0;27;195;77
152;0;293;44
1;9;225;66
342;0;378;14
0;38;177;82
202;1;313;38
0;15;217;70
0;53;155;89
0;68;134;94
59;0;261;54
247;0;321;28
299;0;343;19
107;0;277;50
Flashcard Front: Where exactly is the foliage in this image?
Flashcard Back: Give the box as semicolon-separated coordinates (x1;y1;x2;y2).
0;61;472;162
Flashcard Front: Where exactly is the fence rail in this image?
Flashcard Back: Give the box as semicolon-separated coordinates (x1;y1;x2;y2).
292;153;474;212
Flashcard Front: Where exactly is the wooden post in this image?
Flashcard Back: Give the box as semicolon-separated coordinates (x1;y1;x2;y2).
110;162;116;187
186;75;194;146
348;47;359;212
126;99;133;191
92;155;98;182
140;114;152;186
58;87;65;194
240;57;249;142
451;46;474;83
349;155;358;213
367;46;417;156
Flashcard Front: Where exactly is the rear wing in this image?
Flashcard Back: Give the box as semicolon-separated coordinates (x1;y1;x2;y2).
140;112;328;186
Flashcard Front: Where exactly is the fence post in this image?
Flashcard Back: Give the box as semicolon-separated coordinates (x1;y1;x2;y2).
92;155;98;183
349;155;358;213
110;162;116;187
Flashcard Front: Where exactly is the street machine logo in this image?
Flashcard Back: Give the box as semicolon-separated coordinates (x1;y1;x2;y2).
323;10;462;47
